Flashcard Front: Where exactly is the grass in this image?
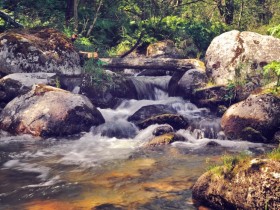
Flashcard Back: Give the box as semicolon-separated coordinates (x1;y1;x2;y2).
267;146;280;161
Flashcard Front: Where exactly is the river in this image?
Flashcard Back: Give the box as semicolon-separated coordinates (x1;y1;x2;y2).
0;75;272;210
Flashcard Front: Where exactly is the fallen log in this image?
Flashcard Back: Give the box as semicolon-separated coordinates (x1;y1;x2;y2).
99;57;205;72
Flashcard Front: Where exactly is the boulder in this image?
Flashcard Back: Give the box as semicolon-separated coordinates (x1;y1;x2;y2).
60;73;138;108
206;30;280;85
145;133;185;147
0;84;105;137
221;93;280;143
192;85;235;111
128;104;177;124
0;72;57;105
152;125;174;136
138;114;188;130
146;40;180;58
192;158;280;209
168;69;207;98
0;28;82;76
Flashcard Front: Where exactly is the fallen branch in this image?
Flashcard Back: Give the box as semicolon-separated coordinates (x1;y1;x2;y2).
0;10;24;28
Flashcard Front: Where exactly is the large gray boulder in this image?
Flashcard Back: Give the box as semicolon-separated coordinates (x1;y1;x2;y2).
206;30;280;85
0;85;105;137
0;28;82;76
221;93;280;143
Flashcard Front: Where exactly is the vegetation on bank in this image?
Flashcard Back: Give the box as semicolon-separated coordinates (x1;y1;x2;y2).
208;146;280;177
1;0;280;57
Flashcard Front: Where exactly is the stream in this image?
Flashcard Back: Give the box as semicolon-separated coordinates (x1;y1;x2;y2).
0;75;273;210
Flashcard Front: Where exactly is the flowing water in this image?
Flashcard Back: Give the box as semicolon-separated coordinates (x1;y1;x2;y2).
0;75;273;210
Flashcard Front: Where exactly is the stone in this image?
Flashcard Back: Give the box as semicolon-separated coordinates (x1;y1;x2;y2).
206;30;280;85
138;114;188;130
0;72;57;105
221;93;280;143
145;133;185;147
0;28;82;76
146;40;180;58
192;158;280;209
0;84;105;137
128;104;177;124
152;125;174;136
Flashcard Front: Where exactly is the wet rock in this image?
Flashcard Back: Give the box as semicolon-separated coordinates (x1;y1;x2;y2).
0;28;82;76
205;141;221;147
192;85;235;111
138;114;188;130
273;131;280;143
60;73;138;108
93;120;138;139
206;30;280;85
0;84;105;137
178;69;207;98
145;133;185;146
221;93;280;143
137;69;172;76
192;158;280;210
128;104;177;124
153;125;174;136
0;72;57;105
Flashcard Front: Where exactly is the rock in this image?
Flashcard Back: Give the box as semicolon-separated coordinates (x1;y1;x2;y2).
0;72;57;105
152;125;174;136
206;30;280;85
168;60;206;97
177;69;207;98
146;40;181;58
192;158;280;209
0;28;82;76
221;93;280;143
92;120;138;139
60;73;138;108
145;133;185;146
0;84;105;137
138;114;188;130
192;85;235;111
128;104;177;124
274;131;280;143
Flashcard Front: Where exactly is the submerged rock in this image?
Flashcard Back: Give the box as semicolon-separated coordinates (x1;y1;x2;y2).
0;85;105;137
206;30;280;85
0;28;82;76
221;93;280;143
192;158;280;209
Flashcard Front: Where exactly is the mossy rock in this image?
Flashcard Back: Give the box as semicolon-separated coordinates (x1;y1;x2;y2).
145;133;185;147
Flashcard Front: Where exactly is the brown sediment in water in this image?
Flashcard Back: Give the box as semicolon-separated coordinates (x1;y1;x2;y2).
23;152;210;209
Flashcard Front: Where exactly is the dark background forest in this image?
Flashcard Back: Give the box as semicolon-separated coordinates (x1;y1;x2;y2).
1;0;280;57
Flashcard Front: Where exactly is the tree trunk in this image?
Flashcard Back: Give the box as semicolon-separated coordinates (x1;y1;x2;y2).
65;0;74;27
73;0;79;32
86;0;103;37
216;0;234;25
98;57;199;72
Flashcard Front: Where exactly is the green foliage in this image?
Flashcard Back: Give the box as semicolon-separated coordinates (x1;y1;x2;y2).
83;59;112;87
263;61;280;87
208;152;251;177
224;81;237;104
267;24;280;38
